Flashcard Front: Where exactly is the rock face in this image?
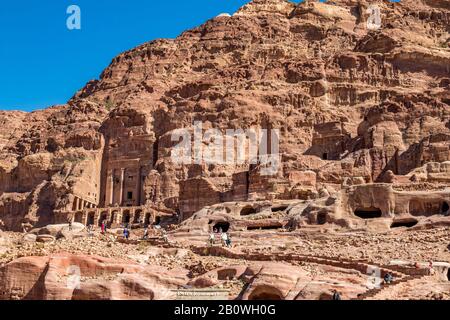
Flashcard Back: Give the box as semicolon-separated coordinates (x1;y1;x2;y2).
0;254;188;300
0;0;449;233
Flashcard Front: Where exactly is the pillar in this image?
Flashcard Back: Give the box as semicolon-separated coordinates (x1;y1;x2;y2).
137;166;142;206
109;170;114;206
120;168;125;206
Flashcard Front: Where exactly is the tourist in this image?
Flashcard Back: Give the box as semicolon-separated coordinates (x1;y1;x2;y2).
123;227;129;240
209;232;215;246
221;232;228;247
161;229;168;243
87;224;93;237
143;227;149;240
384;272;394;284
101;221;105;234
226;234;232;248
68;220;72;231
332;290;342;300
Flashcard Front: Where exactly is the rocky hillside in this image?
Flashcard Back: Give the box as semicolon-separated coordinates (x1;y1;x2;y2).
0;0;449;230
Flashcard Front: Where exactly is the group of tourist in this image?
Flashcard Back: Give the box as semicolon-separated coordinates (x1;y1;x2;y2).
209;228;232;247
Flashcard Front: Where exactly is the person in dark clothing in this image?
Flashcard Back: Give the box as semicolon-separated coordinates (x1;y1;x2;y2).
332;290;342;300
384;273;394;284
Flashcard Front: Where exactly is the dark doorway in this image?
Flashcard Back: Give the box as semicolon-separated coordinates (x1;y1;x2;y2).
144;213;151;226
213;221;230;232
134;211;142;223
74;212;83;223
241;206;257;216
322;153;328;160
127;192;133;200
447;269;450;281
154;216;161;225
391;219;418;228
354;207;382;219
317;212;327;225
442;202;449;214
122;212;131;224
271;206;288;213
99;213;108;227
87;212;95;226
248;287;282;300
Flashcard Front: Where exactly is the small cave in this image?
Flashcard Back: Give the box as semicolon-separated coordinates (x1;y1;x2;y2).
217;269;237;281
248;286;283;300
391;219;418;229
271;205;288;213
122;213;131;224
442;201;449;214
447;269;450;281
240;206;257;216
213;221;230;232
354;207;382;219
317;212;327;225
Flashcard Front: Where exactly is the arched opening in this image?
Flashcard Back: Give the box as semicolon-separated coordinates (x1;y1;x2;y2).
317;212;327;225
322;153;328;160
144;213;151;226
87;212;95;226
248;286;283;300
241;206;257;216
110;211;118;226
99;212;108;227
391;219;418;228
354;207;382;219
74;212;83;223
213;221;230;232
154;216;161;225
134;210;142;223
122;210;131;224
442;202;449;214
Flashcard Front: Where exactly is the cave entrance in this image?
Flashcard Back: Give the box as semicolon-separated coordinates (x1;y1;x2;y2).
447;269;450;281
354;207;382;219
317;212;327;225
391;219;418;229
144;213;151;226
134;210;142;223
213;221;230;232
442;202;449;214
154;216;161;226
248;286;283;300
271;206;288;213
241;206;257;216
122;211;131;224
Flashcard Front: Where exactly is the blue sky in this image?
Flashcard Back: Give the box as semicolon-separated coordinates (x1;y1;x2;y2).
0;0;398;112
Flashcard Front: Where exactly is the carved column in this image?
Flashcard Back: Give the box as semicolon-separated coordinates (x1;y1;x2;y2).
120;168;125;206
109;170;114;206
